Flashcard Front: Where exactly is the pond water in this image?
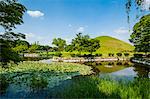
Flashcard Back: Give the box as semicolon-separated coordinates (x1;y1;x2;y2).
38;59;150;79
0;60;150;98
83;61;150;80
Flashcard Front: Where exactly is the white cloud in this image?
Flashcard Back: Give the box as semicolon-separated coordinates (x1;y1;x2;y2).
76;27;85;33
142;0;150;10
114;27;129;34
27;10;44;18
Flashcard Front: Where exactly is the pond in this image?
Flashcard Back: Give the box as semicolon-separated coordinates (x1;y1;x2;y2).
0;60;150;98
83;61;150;80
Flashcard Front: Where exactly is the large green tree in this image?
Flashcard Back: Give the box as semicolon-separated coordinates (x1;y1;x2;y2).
52;38;66;52
87;39;100;55
129;14;150;54
0;0;26;64
0;0;26;31
71;33;90;55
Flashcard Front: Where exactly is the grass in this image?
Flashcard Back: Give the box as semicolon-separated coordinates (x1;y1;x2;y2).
54;76;150;98
95;36;134;53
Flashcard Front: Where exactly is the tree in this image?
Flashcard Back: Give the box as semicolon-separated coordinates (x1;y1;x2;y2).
12;40;29;53
28;43;39;53
86;39;100;55
126;0;150;23
129;14;150;54
0;0;26;65
71;33;90;55
52;38;66;52
0;32;26;64
0;0;26;31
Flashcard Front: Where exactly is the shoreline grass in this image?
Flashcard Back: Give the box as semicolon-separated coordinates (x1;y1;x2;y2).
54;76;150;98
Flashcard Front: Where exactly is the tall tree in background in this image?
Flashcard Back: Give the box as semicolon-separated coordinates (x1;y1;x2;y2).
52;38;66;52
129;14;150;54
0;0;26;64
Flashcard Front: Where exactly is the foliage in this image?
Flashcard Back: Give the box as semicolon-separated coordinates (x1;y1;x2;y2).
130;14;150;54
13;44;28;53
86;39;100;54
124;53;129;57
71;33;90;54
108;53;114;57
52;38;66;52
55;76;150;98
54;52;62;57
116;53;122;57
0;62;92;94
0;0;26;65
133;54;143;58
0;33;25;64
95;53;102;57
126;0;150;23
28;43;39;53
0;0;26;31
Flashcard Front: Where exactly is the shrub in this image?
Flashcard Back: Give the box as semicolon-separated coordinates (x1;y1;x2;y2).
133;54;143;58
54;52;62;57
70;54;76;57
124;53;129;57
116;53;122;57
95;53;102;57
108;53;114;57
76;53;81;57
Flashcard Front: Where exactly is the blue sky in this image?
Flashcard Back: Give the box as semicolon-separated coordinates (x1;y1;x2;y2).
2;0;149;45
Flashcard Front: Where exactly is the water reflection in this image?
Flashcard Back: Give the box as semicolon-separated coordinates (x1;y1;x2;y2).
83;61;150;79
133;64;150;78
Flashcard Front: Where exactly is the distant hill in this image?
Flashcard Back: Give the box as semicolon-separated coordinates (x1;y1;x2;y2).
95;36;134;53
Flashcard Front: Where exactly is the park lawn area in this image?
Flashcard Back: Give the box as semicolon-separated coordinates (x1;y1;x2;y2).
0;62;93;92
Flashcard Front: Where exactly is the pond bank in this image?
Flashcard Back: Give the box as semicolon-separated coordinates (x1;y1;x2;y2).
131;57;150;66
52;57;129;62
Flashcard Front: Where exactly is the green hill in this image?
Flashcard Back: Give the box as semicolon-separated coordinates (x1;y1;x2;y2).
95;36;134;53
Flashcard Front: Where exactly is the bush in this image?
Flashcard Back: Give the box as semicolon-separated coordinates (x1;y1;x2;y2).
134;54;143;58
54;52;62;57
124;53;129;57
76;53;81;57
70;54;76;57
108;53;114;57
95;53;102;57
116;53;122;57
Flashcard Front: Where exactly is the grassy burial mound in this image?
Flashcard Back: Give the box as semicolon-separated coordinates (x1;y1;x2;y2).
95;36;134;54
